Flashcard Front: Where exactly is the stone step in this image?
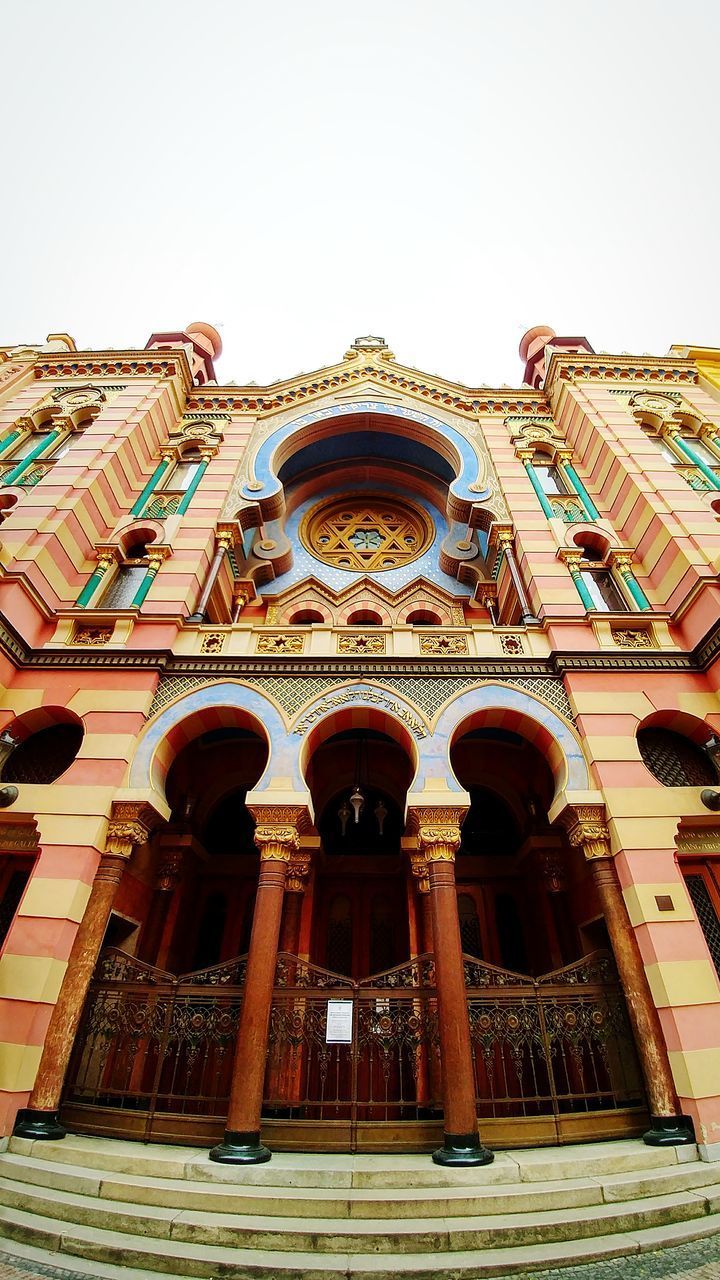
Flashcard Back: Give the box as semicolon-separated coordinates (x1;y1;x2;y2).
0;1171;715;1253
2;1202;720;1279
6;1133;699;1188
1;1149;718;1221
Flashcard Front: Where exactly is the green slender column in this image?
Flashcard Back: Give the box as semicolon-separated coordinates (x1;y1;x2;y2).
0;429;23;459
612;554;651;611
670;434;720;491
76;553;116;608
131;552;167;609
3;428;63;486
176;459;209;515
559;460;600;520
521;458;555;519
130;458;172;517
562;552;595;611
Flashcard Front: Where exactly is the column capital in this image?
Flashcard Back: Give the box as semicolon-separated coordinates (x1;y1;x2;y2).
155;847;185;891
557;547;584;573
147;545;172;573
489;523;515;552
516;447;535;463
609;550;634;576
216;522;239;552
409;850;430;893
105;800;161;859
411;806;467;861
286;849;312;892
561;803;612;861
249;804;309;862
555;447;574;465
94;545;118;572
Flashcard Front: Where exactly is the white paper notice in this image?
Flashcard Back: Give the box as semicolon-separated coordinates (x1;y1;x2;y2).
326;999;353;1044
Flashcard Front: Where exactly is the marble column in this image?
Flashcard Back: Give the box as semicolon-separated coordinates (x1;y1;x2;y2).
188;523;238;624
564;805;693;1145
415;808;493;1166
210;806;305;1164
14;802;158;1140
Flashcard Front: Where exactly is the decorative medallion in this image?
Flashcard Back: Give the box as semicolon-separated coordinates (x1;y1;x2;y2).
299;494;434;573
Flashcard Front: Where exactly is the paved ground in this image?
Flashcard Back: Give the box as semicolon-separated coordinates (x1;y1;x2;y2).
1;1235;719;1280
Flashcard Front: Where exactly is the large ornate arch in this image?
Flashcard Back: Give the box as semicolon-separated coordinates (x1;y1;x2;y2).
421;682;591;803
128;681;303;800
226;400;505;522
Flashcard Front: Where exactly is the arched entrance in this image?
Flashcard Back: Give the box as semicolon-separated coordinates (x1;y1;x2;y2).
59;685;650;1153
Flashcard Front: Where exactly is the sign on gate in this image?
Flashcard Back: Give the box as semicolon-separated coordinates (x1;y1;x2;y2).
326;999;353;1043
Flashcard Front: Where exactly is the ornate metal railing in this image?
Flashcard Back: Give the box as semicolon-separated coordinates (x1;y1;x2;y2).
465;951;643;1119
62;947;644;1144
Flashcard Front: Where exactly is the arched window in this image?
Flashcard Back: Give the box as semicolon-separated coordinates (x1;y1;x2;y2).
406;609;442;626
100;541;150;610
346;609;383;627
575;545;628;612
165;450;204;493
2;723;83;784
289;609;325;625
532;452;569;496
637;728;716;787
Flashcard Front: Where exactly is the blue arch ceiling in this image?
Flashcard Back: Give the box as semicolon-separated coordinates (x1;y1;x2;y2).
277;431;456;485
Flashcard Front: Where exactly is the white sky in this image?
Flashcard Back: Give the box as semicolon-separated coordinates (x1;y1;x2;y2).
2;1;719;388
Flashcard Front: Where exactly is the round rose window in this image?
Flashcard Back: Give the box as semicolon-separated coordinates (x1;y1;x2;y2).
300;495;434;572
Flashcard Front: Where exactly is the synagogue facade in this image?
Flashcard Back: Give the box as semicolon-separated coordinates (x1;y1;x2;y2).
0;323;719;1166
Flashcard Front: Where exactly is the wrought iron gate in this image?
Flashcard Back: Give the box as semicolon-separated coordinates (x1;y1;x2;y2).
61;947;646;1149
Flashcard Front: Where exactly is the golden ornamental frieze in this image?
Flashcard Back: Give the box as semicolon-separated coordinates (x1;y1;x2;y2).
291;687;428;739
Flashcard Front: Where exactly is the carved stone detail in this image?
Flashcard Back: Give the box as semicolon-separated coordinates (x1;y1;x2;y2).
499;632;525;655
73;625;112;646
200;631;226;655
419;634;468;655
338;633;386;654
257;633;305;654
409;850;430;894
612;627;652;649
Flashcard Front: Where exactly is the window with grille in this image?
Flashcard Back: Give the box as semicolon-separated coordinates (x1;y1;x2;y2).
684;874;720;977
326;894;353;975
2;724;83;784
0;866;31;948
579;568;628;612
458;893;483;958
100;564;147;609
637;728;716;787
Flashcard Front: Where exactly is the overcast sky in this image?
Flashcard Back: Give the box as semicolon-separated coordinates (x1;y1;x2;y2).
2;1;718;388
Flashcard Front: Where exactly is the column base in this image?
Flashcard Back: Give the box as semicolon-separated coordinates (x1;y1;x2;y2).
432;1131;494;1167
13;1109;66;1141
187;612;205;624
520;612;540;626
209;1130;272;1164
643;1115;695;1147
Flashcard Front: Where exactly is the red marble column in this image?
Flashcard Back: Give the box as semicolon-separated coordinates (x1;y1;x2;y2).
210;806;305;1164
187;524;237;624
14;802;158;1140
415;809;493;1166
139;838;186;964
564;805;693;1146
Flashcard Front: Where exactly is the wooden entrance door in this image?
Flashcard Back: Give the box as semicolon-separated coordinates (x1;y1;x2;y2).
313;872;409;980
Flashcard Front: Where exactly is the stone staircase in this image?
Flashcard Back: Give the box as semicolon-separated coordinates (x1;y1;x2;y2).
0;1135;719;1278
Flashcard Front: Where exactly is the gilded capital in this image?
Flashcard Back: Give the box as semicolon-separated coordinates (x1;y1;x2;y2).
286;849;312;892
610;551;634;576
105;800;160;859
558;548;584;574
412;806;466;862
562;804;612;861
409;850;430;894
249;804;308;862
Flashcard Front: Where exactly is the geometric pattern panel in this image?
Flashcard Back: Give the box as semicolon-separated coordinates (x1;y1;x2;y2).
147;672;576;726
